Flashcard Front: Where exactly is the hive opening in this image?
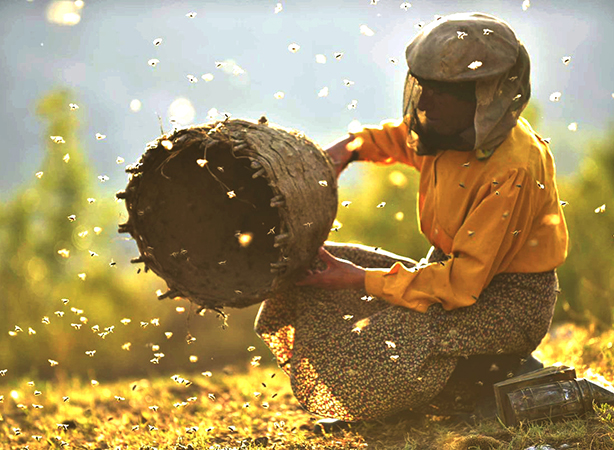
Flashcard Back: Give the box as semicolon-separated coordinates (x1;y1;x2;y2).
132;136;281;305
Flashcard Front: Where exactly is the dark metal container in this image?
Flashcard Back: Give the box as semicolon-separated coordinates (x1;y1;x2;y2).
494;365;614;426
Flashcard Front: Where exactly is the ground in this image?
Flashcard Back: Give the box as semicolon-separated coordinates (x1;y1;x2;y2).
2;323;614;450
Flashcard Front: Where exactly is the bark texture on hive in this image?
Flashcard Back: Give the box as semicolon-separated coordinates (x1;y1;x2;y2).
118;119;337;309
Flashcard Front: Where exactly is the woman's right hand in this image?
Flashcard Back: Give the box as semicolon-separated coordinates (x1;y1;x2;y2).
325;135;359;178
295;247;366;290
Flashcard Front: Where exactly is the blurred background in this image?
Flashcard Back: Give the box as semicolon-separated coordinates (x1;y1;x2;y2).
0;0;613;382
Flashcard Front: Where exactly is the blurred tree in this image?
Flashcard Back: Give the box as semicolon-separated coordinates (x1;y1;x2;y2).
0;89;93;376
556;135;614;328
520;103;541;129
330;162;430;260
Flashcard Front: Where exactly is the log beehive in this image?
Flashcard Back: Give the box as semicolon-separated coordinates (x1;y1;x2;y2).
117;118;337;309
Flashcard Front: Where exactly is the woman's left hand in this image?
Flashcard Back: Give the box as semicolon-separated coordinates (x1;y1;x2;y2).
295;247;366;290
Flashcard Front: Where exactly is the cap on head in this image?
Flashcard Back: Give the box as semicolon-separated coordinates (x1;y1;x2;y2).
406;12;520;82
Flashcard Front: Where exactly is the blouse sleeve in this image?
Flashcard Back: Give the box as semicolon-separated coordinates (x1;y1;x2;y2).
364;168;536;312
350;119;422;170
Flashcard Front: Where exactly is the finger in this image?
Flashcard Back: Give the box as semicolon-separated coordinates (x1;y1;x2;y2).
318;247;337;264
295;274;318;286
319;248;344;271
295;269;318;286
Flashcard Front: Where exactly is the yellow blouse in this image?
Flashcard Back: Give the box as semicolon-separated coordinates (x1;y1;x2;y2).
351;117;569;312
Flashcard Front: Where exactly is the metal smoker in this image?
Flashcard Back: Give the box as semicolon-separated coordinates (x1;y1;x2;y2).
494;365;614;426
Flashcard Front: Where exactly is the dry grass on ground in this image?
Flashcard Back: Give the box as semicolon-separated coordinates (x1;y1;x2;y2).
2;323;614;450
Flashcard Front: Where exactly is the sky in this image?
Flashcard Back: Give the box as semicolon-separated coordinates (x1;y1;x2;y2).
1;0;614;198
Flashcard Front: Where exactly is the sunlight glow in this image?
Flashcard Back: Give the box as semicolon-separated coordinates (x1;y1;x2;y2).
388;171;408;187
130;99;142;112
46;1;82;26
168;98;195;125
542;214;562;226
347;120;362;134
237;232;254;247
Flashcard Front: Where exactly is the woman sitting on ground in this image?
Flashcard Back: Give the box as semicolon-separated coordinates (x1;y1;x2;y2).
255;12;569;425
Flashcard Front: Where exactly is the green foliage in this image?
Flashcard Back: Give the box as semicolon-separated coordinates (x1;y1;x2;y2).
555;139;614;328
520;103;541;130
329;163;431;260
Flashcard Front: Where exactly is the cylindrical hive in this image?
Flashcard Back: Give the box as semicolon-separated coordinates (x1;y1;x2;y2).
118;118;337;309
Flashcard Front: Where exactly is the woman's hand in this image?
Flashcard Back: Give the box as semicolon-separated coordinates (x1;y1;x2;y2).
295;247;366;290
325;135;359;178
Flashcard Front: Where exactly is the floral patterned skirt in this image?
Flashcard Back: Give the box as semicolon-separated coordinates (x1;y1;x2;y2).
254;242;558;422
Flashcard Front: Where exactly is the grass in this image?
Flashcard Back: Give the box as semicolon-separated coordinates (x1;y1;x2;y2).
2;323;614;450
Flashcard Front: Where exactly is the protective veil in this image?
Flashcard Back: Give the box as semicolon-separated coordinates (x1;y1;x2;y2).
403;12;531;158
